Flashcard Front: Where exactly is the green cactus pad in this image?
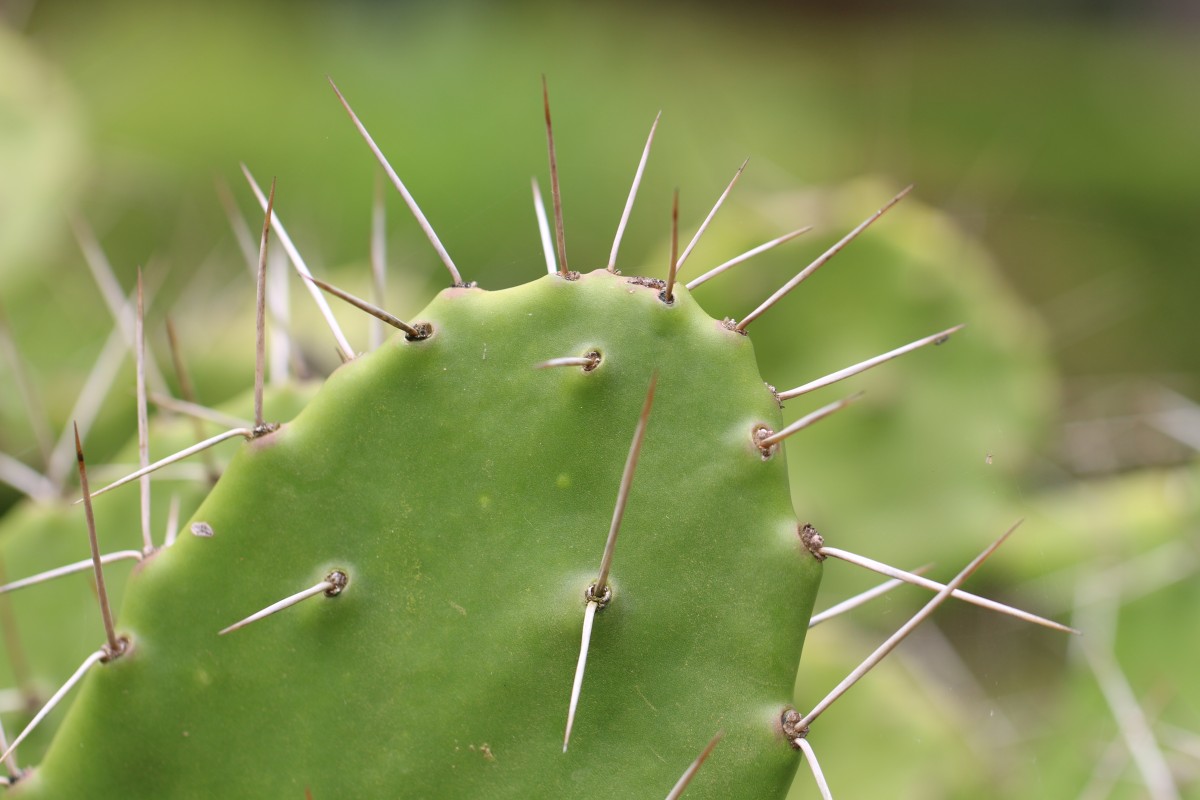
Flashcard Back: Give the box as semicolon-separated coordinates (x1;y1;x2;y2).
13;270;819;798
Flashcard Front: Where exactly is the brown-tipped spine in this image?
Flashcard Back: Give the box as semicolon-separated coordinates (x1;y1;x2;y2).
255;178;276;430
73;423;120;656
664;189;680;303
595;371;658;593
303;275;426;341
542;76;569;277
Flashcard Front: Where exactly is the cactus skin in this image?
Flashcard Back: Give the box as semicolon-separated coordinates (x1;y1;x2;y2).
10;269;820;797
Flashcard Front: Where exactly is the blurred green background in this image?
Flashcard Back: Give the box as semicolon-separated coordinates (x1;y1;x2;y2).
1;1;1197;797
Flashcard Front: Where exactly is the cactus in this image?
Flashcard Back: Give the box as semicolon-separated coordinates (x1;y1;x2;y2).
0;80;1071;798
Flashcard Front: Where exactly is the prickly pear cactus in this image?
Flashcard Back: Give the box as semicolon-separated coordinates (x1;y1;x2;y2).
11;269;814;798
0;83;1065;799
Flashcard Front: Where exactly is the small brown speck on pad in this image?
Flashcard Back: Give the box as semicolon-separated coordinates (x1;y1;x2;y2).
627;277;666;291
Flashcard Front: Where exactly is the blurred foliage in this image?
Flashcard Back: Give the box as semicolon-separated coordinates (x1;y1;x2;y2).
0;0;1197;796
0;24;84;279
11;0;1198;379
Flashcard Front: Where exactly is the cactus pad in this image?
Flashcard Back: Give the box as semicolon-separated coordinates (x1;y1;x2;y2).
0;79;1071;798
11;270;819;798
